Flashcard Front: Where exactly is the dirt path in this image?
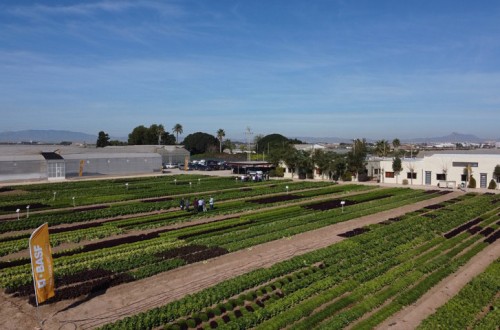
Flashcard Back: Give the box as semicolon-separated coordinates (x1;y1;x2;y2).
375;240;500;330
0;191;456;330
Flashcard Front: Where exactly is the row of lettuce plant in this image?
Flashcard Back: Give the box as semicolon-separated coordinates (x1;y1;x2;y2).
292;196;499;330
0;180;339;233
0;188;440;295
0;184;370;266
0;175;297;214
0;175;221;211
197;207;495;330
117;184;374;231
190;188;445;251
252;207;495;330
347;220;498;329
0;187;454;263
0;176;334;214
0;224;124;257
95;193;498;330
0;183;365;254
417;259;499;329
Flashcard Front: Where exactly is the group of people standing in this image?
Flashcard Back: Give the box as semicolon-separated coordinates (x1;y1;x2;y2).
179;196;214;212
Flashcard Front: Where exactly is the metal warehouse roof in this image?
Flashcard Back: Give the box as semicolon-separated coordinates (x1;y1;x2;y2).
63;153;161;159
0;144;189;156
0;154;45;162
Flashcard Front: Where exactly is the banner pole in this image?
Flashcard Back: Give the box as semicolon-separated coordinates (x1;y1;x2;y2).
29;222;55;329
29;233;43;329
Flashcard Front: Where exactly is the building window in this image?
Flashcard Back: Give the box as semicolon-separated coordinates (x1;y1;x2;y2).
407;172;417;179
385;171;395;178
436;173;447;181
374;169;380;175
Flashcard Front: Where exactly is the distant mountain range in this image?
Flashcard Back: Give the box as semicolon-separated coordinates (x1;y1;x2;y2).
0;130;495;145
0;130;97;143
0;130;131;144
401;132;492;144
296;132;496;144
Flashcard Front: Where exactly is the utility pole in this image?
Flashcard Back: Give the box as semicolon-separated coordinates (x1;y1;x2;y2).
245;126;253;161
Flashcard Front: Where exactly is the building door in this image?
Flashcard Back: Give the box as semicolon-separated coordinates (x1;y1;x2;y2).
48;162;65;180
480;173;487;188
425;171;431;185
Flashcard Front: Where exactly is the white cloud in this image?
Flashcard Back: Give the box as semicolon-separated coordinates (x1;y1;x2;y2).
7;1;184;18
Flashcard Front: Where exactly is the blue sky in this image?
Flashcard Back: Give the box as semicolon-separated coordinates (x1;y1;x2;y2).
1;1;499;141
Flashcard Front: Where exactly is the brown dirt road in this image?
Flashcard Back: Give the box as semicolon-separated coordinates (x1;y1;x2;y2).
2;191;497;330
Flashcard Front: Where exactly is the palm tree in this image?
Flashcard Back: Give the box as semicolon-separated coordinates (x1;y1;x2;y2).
157;126;165;145
374;140;390;157
216;129;225;153
172;123;183;144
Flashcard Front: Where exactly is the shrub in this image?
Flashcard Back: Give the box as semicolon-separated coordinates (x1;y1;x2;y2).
357;173;371;182
269;167;284;177
402;179;408;185
342;173;352;181
468;176;476;188
488;179;497;189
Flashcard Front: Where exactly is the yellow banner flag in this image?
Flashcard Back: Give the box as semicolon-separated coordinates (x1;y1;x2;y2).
29;223;55;305
79;159;85;177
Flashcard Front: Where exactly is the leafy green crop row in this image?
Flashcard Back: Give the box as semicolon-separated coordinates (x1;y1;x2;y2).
0;180;338;233
97;193;498;330
418;259;499;329
0;187;439;294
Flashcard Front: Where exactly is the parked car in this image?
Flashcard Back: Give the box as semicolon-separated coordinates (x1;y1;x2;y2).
195;164;212;171
163;163;177;169
178;162;193;170
218;161;231;170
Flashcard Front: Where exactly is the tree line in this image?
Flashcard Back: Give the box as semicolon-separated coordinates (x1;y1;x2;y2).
96;125;408;181
95;124;227;155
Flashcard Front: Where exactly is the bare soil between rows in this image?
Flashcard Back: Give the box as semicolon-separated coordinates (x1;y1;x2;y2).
2;191;497;330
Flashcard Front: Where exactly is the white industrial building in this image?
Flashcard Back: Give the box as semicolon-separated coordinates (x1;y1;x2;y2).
0;145;189;182
366;150;500;189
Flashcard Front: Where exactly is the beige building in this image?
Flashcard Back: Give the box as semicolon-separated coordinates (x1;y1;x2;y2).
367;150;500;189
